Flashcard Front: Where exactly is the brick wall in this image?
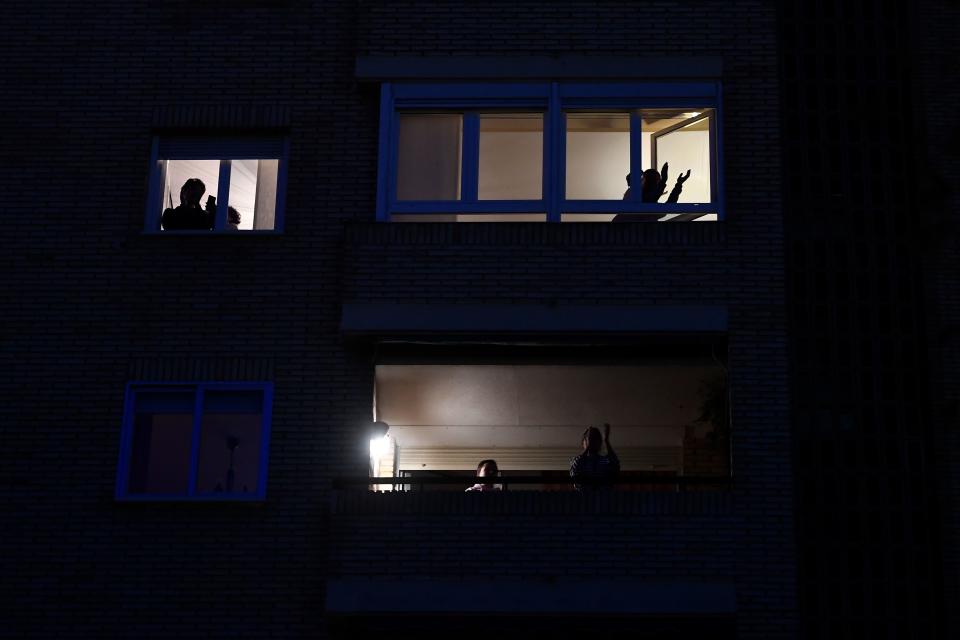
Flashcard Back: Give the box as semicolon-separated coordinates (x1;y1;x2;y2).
781;0;953;637
916;0;960;635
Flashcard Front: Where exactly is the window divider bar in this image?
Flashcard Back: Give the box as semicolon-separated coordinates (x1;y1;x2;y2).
561;201;715;213
256;385;274;500
714;83;725;221
461;113;480;201
629;111;643;202
391;201;545;214
377;83;393;221
547;82;563;222
145;137;163;231
215;160;232;230
115;385;136;498
274;138;290;231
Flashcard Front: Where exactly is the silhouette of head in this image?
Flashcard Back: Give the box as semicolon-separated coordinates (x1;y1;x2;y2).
581;427;603;454
476;459;498;478
179;179;206;208
640;168;662;202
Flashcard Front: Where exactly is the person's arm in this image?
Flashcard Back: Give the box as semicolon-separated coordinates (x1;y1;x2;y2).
666;170;691;204
653;163;669;201
603;423;620;473
570;454;582;478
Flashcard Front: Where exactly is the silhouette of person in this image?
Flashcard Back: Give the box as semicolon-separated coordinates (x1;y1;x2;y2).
227;206;241;231
465;459;501;492
615;163;691;222
570;423;620;490
161;179;241;230
161;179;214;230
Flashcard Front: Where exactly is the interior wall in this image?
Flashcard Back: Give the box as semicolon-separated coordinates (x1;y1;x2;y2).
253;159;279;230
227;159;258;230
654;130;711;203
163;159;266;229
476;129;710;203
566;131;631;199
375;364;722;453
397;115;462;200
164;159;220;210
479;131;543;200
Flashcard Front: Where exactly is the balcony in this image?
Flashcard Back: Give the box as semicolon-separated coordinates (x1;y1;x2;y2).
327;477;738;635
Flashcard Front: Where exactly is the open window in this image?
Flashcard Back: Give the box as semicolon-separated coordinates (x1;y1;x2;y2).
368;356;730;491
377;83;722;222
145;136;288;232
116;383;273;500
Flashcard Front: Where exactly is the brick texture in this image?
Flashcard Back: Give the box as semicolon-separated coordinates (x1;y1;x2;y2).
20;0;953;638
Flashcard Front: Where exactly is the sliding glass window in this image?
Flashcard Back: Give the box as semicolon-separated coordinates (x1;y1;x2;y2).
378;82;722;222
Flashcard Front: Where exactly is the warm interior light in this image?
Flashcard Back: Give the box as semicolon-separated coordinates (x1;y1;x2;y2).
369;434;391;458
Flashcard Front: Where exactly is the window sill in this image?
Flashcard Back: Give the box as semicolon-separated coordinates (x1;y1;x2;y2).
344;220;726;246
141;230;283;236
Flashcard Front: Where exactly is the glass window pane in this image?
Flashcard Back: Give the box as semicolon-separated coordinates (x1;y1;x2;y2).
227;159;278;231
397;114;462;200
127;390;195;494
161;160;220;231
561;213;618;223
644;109;713;203
478;114;543;200
565;113;630;200
197;390;264;494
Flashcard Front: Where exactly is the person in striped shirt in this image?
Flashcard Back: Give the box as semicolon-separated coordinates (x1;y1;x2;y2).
570;423;620;490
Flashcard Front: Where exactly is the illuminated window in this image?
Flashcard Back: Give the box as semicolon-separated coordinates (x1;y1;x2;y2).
116;383;272;500
377;83;722;222
145;136;288;232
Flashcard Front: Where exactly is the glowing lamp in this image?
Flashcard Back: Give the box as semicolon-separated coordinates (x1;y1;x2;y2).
369;434;391;458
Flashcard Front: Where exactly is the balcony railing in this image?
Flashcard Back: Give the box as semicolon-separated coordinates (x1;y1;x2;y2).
334;475;731;491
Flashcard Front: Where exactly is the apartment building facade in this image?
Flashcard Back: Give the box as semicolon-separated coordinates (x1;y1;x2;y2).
4;1;955;638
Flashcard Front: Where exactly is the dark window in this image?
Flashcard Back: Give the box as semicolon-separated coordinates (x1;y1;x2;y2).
117;383;272;500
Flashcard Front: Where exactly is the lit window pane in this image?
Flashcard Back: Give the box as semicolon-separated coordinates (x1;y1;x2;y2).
127;391;195;494
644;109;713;203
478;114;543;200
565;113;630;200
392;214;546;223
397;114;462;200
227;159;279;231
197;390;264;494
161;160;220;230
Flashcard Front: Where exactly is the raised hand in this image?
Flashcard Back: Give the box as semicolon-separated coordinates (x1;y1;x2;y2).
660;162;669;185
676;169;691;185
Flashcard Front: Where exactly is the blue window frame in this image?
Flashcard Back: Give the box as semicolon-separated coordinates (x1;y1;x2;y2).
145;136;289;233
116;383;273;501
376;82;724;222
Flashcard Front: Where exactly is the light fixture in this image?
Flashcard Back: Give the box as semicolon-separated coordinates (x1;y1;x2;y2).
369;434;391;458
